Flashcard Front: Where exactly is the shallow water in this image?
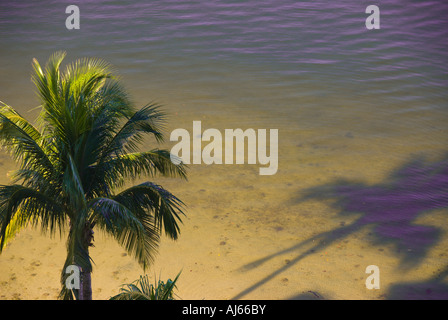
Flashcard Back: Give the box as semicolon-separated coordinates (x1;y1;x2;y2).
0;0;447;299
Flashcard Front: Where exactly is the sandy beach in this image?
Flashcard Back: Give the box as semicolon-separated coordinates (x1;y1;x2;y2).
1;125;447;300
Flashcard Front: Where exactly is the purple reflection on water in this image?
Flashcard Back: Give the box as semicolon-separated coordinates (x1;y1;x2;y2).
1;0;448;101
1;0;448;60
328;155;448;266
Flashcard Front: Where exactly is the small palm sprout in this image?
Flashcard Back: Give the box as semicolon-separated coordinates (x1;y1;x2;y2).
110;272;181;300
0;51;187;300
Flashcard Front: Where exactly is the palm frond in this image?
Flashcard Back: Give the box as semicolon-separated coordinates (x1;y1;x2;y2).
31;51;65;117
0;184;65;252
88;197;160;270
99;104;166;159
87;149;187;197
0;104;55;175
110;272;180;300
62;154;87;210
113;182;185;240
78;81;134;171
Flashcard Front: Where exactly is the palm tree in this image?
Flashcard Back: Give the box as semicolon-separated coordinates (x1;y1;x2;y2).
110;272;181;300
0;51;187;300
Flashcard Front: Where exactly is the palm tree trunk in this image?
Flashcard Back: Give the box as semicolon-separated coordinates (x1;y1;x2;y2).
79;265;92;300
78;221;95;300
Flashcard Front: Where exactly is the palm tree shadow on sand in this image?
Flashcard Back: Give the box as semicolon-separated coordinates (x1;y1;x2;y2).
232;154;448;299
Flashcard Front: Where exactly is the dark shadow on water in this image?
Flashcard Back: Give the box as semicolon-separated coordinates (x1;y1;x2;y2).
232;154;448;300
387;265;448;300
